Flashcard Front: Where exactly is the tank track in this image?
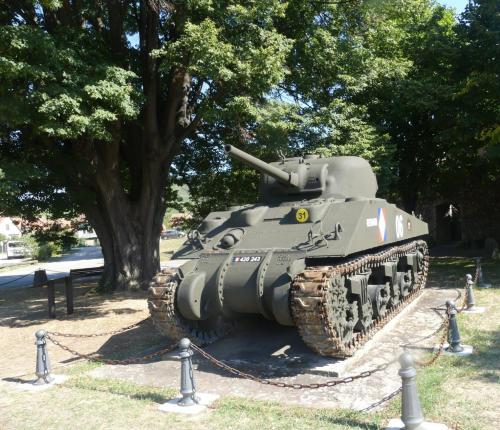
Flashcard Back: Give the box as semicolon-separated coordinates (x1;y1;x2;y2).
148;270;235;345
290;240;429;357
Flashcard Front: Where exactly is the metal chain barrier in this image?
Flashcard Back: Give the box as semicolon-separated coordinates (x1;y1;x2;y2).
455;288;468;313
415;311;451;368
46;333;178;365
401;307;447;348
190;343;394;390
415;268;476;368
360;387;403;412
47;317;150;338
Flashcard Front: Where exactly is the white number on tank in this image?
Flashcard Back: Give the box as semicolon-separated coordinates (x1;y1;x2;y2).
395;215;404;239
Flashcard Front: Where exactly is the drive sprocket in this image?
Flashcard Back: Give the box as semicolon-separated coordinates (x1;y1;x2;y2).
148;269;235;345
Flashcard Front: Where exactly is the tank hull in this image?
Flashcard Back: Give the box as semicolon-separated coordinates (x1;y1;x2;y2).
167;198;427;327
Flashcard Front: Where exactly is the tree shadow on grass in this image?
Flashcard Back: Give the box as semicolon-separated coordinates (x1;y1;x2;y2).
92;319;166;361
427;257;500;290
458;328;500;383
321;417;379;430
0;283;147;329
67;375;175;404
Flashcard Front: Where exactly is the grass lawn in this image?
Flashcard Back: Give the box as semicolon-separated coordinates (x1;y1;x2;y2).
159;237;185;262
0;257;498;430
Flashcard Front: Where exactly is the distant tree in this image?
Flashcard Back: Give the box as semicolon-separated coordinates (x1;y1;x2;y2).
444;0;500;241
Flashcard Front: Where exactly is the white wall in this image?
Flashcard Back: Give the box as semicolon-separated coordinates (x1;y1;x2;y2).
0;217;22;238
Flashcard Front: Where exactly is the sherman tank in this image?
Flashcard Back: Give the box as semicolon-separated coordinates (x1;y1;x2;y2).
148;145;429;357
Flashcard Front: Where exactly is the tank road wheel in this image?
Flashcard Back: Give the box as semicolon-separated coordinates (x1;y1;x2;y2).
148;269;234;345
291;270;356;357
328;274;356;345
368;283;390;318
387;274;401;308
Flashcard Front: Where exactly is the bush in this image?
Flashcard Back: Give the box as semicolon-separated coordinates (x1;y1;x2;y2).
18;235;38;258
36;243;59;260
33;227;77;253
17;236;63;261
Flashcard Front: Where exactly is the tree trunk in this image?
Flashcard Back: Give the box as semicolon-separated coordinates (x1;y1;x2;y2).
82;176;167;291
78;139;170;291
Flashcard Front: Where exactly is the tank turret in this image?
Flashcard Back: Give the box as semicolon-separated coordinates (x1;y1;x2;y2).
225;144;378;203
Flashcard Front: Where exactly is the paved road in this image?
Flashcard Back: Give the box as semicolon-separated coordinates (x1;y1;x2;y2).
0;246;104;290
0;247;186;290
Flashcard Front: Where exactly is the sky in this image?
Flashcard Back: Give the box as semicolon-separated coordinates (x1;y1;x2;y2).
439;0;469;13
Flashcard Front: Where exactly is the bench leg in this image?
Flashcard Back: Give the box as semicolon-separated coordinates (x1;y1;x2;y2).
47;281;56;318
65;277;74;315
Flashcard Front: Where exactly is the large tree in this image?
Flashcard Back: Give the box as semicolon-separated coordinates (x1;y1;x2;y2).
0;0;290;289
179;0;449;216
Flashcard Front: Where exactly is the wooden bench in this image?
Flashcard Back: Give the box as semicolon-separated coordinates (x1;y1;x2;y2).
35;266;103;318
69;266;104;280
46;277;74;318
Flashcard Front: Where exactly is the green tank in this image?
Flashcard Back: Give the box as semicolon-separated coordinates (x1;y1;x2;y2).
148;145;429;357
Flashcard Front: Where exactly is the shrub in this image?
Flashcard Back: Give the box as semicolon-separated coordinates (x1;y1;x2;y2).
36;243;57;260
18;235;38;258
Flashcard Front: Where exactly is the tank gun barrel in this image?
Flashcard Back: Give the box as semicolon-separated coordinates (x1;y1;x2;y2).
224;145;299;187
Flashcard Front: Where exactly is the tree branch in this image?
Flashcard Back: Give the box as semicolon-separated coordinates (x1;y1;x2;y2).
139;0;161;143
106;0;127;60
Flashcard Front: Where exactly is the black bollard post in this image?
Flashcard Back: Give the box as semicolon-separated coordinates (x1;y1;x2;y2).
386;352;448;430
34;330;54;385
446;301;463;353
476;258;492;289
33;269;48;288
178;338;199;406
465;274;475;310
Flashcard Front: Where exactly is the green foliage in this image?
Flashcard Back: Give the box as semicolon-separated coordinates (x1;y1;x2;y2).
17;235;39;259
37;228;78;252
35;242;59;260
0;26;138;142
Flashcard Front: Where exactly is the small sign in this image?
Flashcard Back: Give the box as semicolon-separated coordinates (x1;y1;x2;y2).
233;256;262;263
366;217;378;227
296;208;309;223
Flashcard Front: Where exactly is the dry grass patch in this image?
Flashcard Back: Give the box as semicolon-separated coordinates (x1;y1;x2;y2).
0;282;164;379
159;238;185;262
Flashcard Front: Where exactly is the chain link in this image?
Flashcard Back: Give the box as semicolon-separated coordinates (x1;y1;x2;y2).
401;308;447;348
41;344;51;383
47;318;150;338
190;343;394;390
416;309;450;368
44;241;468;388
46;334;177;365
360;387;402;412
